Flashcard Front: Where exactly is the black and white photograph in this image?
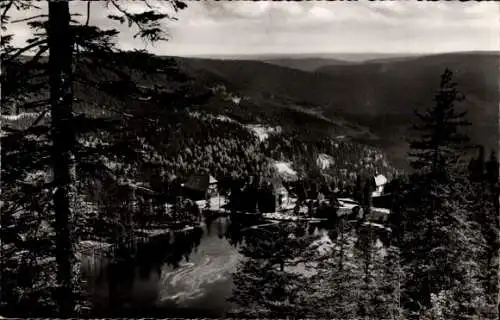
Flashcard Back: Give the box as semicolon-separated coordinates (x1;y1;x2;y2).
1;0;499;318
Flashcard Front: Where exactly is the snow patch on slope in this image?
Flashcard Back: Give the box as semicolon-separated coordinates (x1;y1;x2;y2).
1;112;51;121
187;112;283;144
195;196;229;211
273;160;297;179
374;174;387;187
246;124;282;142
215;115;238;123
230;96;241;105
25;170;52;183
189;112;242;126
317;153;335;170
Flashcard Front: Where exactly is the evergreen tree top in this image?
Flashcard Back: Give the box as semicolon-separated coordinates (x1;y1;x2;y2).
408;68;471;179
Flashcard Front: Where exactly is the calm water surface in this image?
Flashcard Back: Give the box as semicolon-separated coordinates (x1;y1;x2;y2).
80;216;348;318
81;217;259;317
80;212;390;317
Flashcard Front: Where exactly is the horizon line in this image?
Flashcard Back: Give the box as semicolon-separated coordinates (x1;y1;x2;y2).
19;49;499;58
177;49;500;57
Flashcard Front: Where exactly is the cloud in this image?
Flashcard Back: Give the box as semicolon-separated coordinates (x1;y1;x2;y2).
3;0;499;56
308;6;335;21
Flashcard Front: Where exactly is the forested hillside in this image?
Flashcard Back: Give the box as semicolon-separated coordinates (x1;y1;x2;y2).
169;52;499;169
2;51;398;183
1;50;398;246
6;51;496;173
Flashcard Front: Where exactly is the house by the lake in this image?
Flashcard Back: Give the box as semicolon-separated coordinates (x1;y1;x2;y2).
182;174;218;201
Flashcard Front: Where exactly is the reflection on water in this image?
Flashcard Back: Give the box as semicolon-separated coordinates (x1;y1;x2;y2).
81;216;384;318
82;217;249;317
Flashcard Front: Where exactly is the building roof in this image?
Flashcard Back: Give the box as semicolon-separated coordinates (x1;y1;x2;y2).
374;174;387;187
183;174;217;192
209;175;218;184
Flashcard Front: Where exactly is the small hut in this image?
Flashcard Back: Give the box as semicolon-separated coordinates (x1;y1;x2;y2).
371;174;392;209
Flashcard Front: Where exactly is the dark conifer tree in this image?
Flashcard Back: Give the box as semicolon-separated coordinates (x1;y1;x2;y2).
486;151;499;185
408;68;471;179
354;174;363;203
309;219;363;318
468;145;486;182
469;149;500;318
362;176;375;218
1;0;188;316
228;223;318;318
394;69;492;318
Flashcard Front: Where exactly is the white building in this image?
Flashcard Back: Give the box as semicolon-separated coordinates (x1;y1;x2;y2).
372;174;388;197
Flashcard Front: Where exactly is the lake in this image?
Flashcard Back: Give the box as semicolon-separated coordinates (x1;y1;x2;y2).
81;216;281;317
80;215;373;318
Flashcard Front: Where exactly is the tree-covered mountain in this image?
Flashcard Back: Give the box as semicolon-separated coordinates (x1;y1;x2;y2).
166;52;498;169
5;50;496;180
2;50;398;181
316;52;498;144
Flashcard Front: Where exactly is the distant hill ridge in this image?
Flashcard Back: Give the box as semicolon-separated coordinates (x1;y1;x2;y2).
167;51;498;169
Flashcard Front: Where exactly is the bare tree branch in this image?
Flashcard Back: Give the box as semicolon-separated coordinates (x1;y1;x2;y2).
26;107;51;131
28;43;48;62
11;14;47;24
1;0;42;26
0;0;15;24
2;38;48;64
143;1;154;10
13;0;40;11
14;43;49;71
109;0;147;34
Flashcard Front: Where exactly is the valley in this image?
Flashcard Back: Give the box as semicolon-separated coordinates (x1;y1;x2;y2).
2;49;499;318
2;1;500;318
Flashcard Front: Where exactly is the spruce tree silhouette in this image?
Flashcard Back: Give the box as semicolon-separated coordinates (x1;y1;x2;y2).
1;0;188;316
408;68;471;180
394;69;495;318
486;151;499;185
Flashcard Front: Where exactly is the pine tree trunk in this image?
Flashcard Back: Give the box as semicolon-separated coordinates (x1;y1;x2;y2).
48;1;76;316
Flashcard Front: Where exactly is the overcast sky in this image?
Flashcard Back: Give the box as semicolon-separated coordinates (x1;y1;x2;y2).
6;0;500;56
